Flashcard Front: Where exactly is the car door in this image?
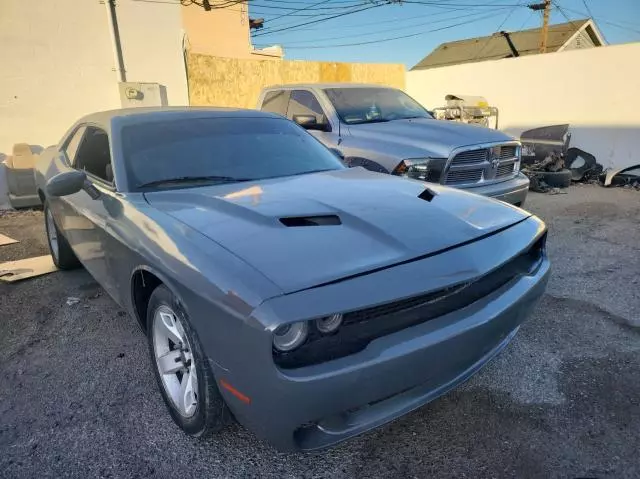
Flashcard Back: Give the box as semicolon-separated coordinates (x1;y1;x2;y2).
49;126;87;225
286;90;340;149
61;126;119;298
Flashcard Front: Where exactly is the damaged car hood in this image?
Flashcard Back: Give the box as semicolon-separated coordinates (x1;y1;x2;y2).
144;168;530;293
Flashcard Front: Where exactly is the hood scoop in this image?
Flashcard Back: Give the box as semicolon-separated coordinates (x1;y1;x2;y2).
279;215;342;227
418;188;436;202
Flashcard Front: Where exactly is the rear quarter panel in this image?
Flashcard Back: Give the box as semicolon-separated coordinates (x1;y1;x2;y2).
35;146;63;194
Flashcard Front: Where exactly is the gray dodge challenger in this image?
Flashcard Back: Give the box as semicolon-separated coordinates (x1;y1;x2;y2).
35;107;549;451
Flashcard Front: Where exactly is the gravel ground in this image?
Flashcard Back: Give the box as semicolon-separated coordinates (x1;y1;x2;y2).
0;185;639;478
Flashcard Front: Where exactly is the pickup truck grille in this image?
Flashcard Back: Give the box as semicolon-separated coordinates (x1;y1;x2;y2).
444;144;519;186
497;163;516;178
451;149;487;165
445;169;483;185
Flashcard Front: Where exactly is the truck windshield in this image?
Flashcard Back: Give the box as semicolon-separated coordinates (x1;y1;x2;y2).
122;117;345;190
324;87;433;125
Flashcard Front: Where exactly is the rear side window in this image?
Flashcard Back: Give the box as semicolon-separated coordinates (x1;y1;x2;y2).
260;90;290;116
287;90;326;123
74;127;113;184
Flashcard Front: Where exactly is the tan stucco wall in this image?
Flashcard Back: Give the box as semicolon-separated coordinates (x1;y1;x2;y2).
407;43;640;169
181;2;280;60
187;54;405;109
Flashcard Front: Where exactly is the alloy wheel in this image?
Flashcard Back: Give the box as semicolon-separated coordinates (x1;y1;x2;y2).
152;305;199;418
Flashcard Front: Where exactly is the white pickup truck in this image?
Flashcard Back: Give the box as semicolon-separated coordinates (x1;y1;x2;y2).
257;83;530;206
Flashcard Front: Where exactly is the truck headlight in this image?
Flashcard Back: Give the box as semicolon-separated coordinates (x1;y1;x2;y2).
393;158;446;182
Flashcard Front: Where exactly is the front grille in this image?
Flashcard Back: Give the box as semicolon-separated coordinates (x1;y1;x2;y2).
445;144;519;185
499;145;517;159
450;149;487;165
274;232;547;369
496;163;515;178
445;169;483;185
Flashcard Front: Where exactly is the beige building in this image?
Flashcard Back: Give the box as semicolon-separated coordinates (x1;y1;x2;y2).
182;1;283;59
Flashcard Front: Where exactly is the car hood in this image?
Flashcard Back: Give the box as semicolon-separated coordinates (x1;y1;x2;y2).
144;168;530;293
347;118;515;157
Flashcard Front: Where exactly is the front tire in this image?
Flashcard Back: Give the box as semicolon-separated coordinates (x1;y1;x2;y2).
147;285;228;437
44;202;80;270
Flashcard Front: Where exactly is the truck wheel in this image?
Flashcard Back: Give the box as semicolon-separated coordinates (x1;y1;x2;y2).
44;202;80;270
539;169;572;188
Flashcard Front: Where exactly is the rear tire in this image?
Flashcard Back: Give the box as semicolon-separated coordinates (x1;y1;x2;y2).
44;202;80;270
147;285;228;437
539;169;572;188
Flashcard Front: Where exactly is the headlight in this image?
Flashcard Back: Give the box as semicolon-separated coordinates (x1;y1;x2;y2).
316;313;343;333
393;158;446;182
273;321;308;352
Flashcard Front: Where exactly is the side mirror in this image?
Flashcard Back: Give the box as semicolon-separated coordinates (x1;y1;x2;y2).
46;170;87;197
329;148;345;160
293;115;331;132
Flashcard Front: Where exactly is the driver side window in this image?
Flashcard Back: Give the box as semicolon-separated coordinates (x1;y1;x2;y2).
287;90;326;123
74;127;114;184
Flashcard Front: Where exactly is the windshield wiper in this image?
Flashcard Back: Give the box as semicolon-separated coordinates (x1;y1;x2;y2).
348;118;391;125
137;175;253;188
262;168;338;180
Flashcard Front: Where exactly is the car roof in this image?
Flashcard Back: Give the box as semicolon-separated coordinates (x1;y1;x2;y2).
76;106;282;126
262;83;398;91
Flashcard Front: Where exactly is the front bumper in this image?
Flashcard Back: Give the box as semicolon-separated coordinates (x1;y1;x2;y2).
462;172;530;206
206;217;548;451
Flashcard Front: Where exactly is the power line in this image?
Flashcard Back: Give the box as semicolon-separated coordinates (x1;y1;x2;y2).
253;0;524;34
516;8;535;30
260;0;520;33
256;6;512;45
472;0;523;60
558;4;640;36
250;8;361;17
282;10;502;48
402;1;522;6
579;0;595;21
257;0;365;4
250;1;369;12
252;2;385;36
263;0;339;23
131;0;250;8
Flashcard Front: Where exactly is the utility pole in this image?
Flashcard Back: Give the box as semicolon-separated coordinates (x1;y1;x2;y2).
528;0;552;53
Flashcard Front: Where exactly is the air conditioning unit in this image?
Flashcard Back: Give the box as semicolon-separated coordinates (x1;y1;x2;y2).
118;82;168;108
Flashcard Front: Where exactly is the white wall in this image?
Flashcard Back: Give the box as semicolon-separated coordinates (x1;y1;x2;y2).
116;0;189;106
0;0;188;207
407;43;640;170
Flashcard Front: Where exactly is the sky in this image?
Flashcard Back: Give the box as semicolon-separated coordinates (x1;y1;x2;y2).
249;0;640;67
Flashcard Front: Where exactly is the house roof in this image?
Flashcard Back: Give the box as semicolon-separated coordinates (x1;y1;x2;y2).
411;19;604;71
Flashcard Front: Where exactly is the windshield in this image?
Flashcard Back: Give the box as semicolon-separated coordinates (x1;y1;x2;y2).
324;87;433;125
121;117;345;190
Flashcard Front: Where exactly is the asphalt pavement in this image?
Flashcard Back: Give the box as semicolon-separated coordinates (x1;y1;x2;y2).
0;185;639;478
